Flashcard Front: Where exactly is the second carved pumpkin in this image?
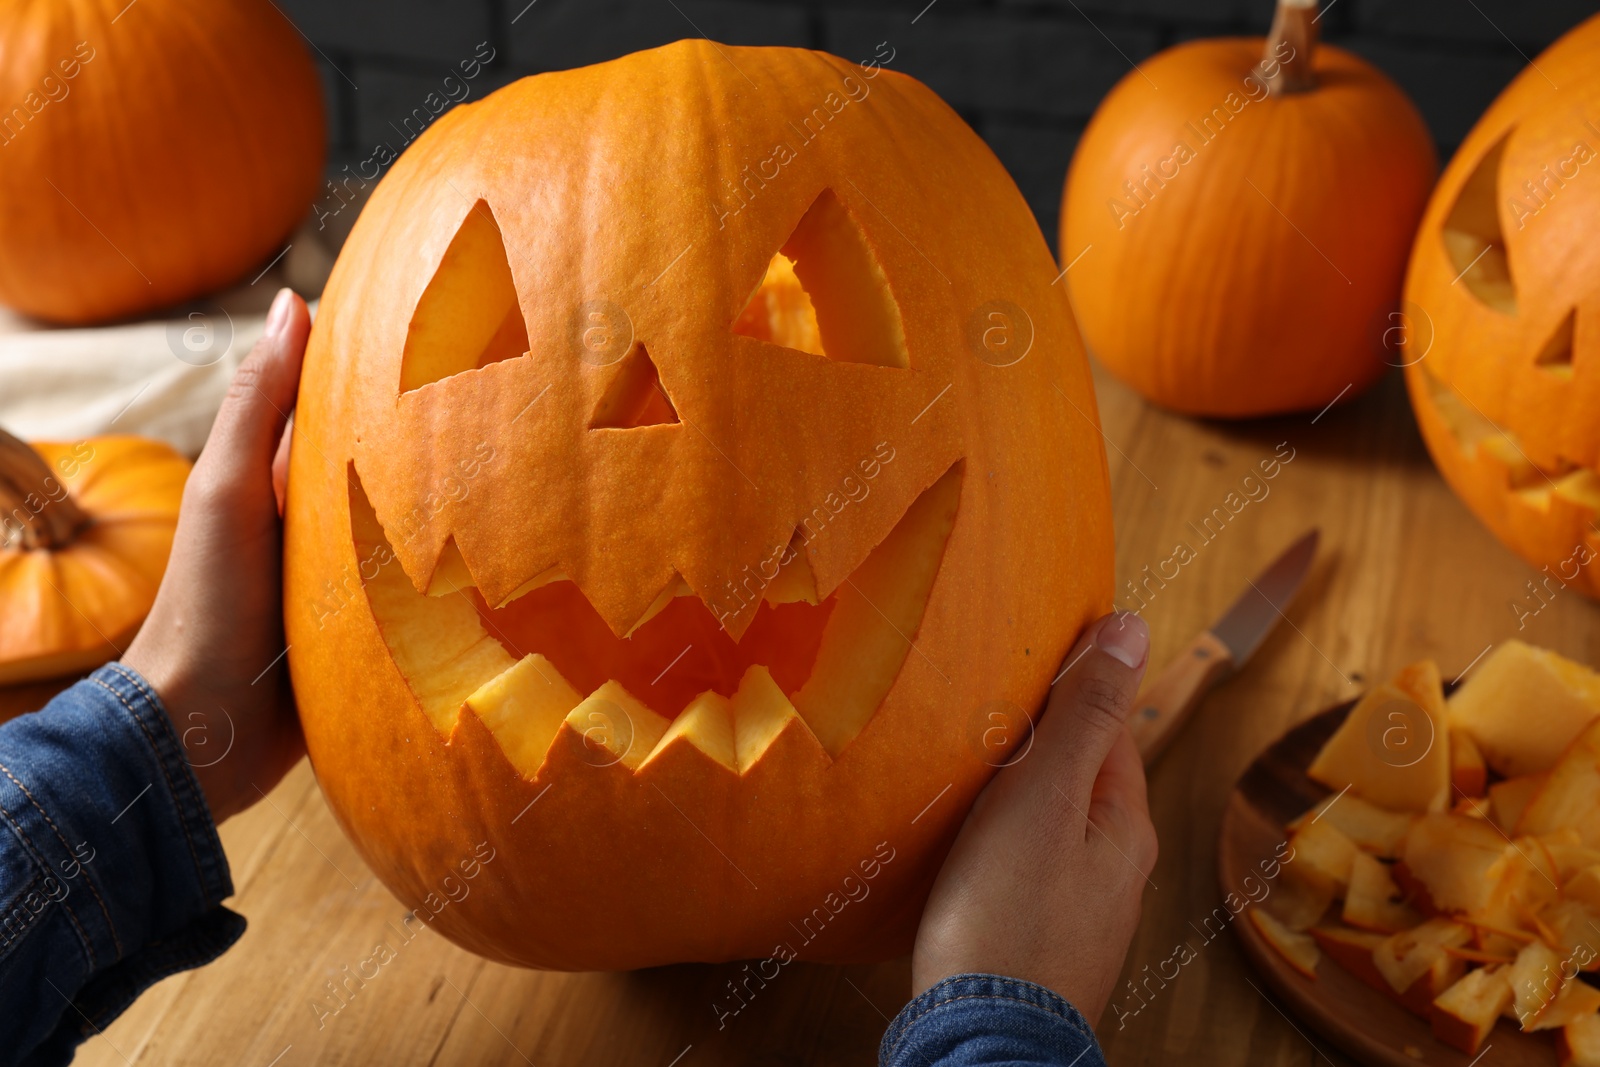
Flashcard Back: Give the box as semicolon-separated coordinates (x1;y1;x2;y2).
1404;13;1600;599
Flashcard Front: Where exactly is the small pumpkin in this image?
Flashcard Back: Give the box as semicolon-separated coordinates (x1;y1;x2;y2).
1404;14;1600;599
1060;0;1436;417
285;41;1113;970
0;0;325;324
0;429;190;684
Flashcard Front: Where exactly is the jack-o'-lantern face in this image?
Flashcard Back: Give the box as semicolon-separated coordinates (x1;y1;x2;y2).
285;41;1112;970
1405;15;1600;597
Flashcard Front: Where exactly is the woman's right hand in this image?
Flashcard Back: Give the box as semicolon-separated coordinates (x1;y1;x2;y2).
911;612;1159;1024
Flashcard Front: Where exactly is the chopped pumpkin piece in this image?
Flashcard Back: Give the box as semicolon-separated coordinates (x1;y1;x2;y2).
1448;641;1600;777
1250;908;1321;979
1309;660;1452;813
1431;965;1512;1055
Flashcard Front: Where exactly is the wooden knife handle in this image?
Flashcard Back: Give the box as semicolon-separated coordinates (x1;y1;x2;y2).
1129;630;1234;765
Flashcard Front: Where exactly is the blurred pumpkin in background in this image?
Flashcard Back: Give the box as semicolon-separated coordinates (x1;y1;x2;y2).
0;429;189;685
1404;13;1600;598
285;41;1113;971
0;0;325;324
1061;0;1436;417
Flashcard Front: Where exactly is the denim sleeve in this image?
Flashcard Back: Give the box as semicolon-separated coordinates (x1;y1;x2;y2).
880;974;1109;1067
0;663;245;1067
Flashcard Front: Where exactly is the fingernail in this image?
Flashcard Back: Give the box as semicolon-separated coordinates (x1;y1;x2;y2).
1095;612;1149;670
264;287;294;338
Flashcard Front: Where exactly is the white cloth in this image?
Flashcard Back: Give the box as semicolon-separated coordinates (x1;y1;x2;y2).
0;218;341;457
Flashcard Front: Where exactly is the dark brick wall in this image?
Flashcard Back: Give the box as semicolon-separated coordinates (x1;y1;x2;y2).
279;0;1599;253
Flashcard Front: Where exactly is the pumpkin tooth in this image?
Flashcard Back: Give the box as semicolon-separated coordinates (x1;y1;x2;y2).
465;654;583;778
564;681;670;771
762;531;819;606
426;538;475;596
624;574;694;637
354;478;516;733
1476;436;1549;490
1553;469;1600;512
640;690;737;771
1419;365;1572;493
494;564;568;609
729;665;811;772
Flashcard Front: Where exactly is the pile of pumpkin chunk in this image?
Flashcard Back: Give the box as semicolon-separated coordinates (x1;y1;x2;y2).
1250;640;1600;1062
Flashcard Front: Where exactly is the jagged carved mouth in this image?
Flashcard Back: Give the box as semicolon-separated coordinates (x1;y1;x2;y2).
350;461;962;778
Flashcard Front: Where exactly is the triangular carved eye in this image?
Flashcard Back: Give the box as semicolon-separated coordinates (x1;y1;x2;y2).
1535;308;1575;379
733;189;909;368
399;200;529;393
589;345;680;428
1441;132;1516;316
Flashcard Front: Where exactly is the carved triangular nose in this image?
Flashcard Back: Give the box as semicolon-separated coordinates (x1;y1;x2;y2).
588;345;680;429
1534;308;1575;377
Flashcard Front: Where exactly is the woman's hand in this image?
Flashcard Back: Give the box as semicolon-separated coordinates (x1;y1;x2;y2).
912;612;1158;1024
124;287;310;824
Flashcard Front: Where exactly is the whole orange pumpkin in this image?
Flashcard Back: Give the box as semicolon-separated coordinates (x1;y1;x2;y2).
1405;14;1600;600
1060;0;1436;417
0;0;324;324
284;41;1113;970
0;429;190;684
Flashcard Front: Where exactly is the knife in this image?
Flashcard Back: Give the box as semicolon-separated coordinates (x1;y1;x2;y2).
1129;528;1320;765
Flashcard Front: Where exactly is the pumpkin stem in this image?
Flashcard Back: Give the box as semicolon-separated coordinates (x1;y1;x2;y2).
0;428;89;551
1262;0;1318;94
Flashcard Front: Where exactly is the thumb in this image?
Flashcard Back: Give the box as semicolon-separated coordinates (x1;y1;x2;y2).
1089;726;1158;875
1027;612;1150;811
197;288;310;488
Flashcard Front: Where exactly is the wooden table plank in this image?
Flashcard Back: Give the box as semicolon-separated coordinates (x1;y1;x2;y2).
72;367;1600;1066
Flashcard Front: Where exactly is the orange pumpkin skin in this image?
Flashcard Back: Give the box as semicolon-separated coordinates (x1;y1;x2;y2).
0;436;190;684
284;42;1113;971
1405;15;1600;599
0;0;324;324
1061;39;1436;417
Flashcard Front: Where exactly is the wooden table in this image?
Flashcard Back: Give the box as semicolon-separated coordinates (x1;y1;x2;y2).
72;365;1600;1067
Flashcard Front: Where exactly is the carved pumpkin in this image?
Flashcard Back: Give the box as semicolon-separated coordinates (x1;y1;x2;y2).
0;0;324;324
1404;14;1600;599
284;41;1113;970
0;430;189;685
1060;0;1436;417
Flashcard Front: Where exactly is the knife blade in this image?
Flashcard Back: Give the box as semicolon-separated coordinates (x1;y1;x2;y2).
1129;528;1320;765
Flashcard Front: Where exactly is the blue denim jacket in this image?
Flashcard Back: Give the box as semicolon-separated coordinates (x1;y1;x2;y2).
0;665;1108;1067
0;665;244;1067
881;974;1109;1067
